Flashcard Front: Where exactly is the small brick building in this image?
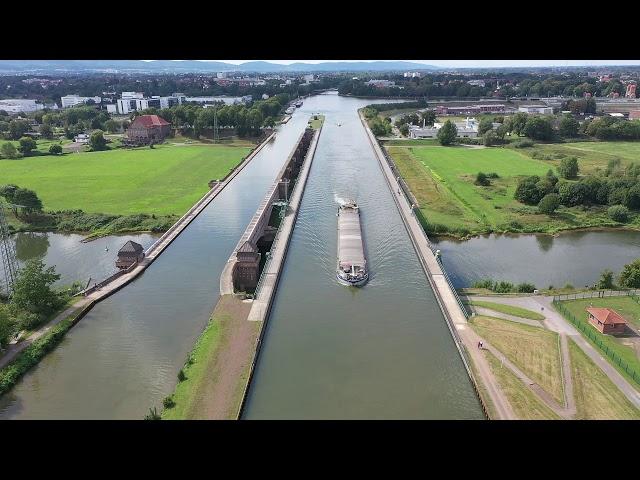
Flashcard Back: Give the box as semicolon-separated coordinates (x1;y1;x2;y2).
586;307;628;335
124;114;171;146
116;240;145;269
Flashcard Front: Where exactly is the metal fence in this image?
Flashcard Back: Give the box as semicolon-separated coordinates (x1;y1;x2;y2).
553;289;640;302
553;299;640;386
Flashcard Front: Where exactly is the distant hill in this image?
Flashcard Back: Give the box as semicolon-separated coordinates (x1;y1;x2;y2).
0;60;440;74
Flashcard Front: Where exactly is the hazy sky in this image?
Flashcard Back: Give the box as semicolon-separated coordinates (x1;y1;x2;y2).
215;60;640;67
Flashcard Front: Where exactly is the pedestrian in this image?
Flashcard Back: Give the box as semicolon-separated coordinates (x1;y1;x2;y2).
478;341;481;349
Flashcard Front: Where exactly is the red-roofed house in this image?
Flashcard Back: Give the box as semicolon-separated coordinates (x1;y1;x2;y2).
586;307;628;335
124;114;171;146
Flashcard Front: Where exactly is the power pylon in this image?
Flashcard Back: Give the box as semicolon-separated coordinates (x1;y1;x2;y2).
0;202;18;296
213;106;220;144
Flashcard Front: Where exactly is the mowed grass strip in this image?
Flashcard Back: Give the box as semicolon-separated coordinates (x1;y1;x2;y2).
470;315;564;405
468;300;545;320
568;339;640;419
162;295;259;420
0;143;251;216
483;349;561;420
557;297;640;387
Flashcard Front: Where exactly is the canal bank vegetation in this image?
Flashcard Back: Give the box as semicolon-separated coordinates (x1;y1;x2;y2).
470;315;565;406
161;295;259;420
386;141;640;239
568;339;640;419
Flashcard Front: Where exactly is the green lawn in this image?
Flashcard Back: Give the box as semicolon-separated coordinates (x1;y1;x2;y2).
4;138;73;155
556;297;640;388
483;349;561;420
470;315;564;405
568;339;640;419
0;143;251;216
467;300;545;320
388;143;639;237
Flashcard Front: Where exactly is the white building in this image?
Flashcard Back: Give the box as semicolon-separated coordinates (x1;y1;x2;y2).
366;79;396;88
74;133;90;144
61;95;102;108
403;72;422;78
106;104;118;114
191;95;252;106
408;117;479;139
0;99;45;114
518;105;553;115
467;79;486;87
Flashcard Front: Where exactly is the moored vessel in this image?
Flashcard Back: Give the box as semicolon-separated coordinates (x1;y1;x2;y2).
336;201;368;287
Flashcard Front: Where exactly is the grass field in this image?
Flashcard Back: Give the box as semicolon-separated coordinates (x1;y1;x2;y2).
557;297;640;387
483;349;561;420
4;138;73;156
568;339;640;419
0;143;252;216
470;315;564;405
521;141;640;177
387;143;639;237
467;301;545;320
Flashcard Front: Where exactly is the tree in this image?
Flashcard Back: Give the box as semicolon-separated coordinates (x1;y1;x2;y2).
399;124;409;137
515;175;544;205
619;259;640;288
523;116;554;141
558;115;579;138
437;120;457;146
624;183;640;210
538;193;560;215
49;144;62;155
598;269;614;289
558;156;579;179
39;123;54;139
13;188;43;215
8;120;29;140
104;119;120;133
478;117;494;136
608;205;630;223
0;306;15;348
483;130;497;146
10;259;61;317
421;109;436;127
1;142;18;159
89;130;107;151
18;136;37;156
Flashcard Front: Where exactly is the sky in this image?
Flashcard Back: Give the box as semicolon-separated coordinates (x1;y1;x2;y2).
215;60;640;67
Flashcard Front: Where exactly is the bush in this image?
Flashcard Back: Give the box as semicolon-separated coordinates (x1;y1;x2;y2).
475;172;490;186
472;279;494;290
177;369;186;382
49;144;62;155
538;193;560;215
513;139;534;148
486;172;500;179
515;282;536;293
608;204;630;223
558;156;579;179
598;269;614;289
619;259;640;288
162;396;176;409
494;281;514;293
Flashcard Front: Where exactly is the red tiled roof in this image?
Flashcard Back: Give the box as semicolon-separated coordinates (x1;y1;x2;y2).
586;307;627;325
130;114;170;128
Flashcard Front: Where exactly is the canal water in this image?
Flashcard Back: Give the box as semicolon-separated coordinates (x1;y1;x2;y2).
0;109;312;419
242;93;483;419
2;232;159;289
432;230;640;290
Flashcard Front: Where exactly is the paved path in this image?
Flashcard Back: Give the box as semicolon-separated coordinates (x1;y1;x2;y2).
362;112;511;419
0;299;89;369
469;294;640;409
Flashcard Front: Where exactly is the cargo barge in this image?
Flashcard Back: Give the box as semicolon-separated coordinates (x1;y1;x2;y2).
336;201;368;287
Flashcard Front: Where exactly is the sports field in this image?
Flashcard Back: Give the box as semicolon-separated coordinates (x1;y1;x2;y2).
0;143;252;216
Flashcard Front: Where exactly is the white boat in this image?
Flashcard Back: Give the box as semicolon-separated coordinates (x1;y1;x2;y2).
336;201;368;287
285;107;295;115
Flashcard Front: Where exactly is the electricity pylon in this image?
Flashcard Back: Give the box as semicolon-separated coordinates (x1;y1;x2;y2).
0;202;18;296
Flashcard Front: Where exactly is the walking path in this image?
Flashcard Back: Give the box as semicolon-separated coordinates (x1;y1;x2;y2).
361;112;510;419
469;294;640;410
471;307;542;327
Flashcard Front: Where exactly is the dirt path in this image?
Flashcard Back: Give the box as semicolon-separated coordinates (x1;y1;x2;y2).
472;307;542;327
188;295;260;420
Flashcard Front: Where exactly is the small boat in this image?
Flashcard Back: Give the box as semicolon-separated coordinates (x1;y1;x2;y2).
336;201;368;287
295;100;303;108
285;107;295;115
